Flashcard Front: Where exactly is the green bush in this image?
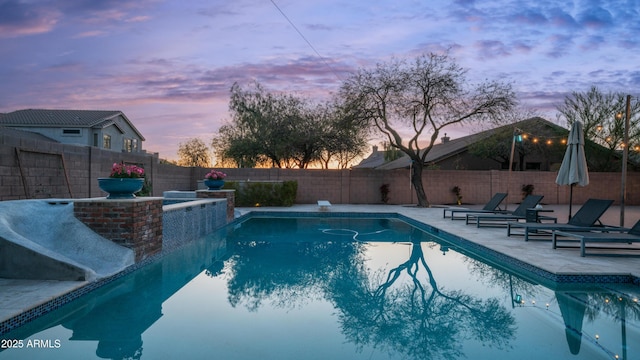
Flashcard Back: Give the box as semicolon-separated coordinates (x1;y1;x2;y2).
224;181;297;207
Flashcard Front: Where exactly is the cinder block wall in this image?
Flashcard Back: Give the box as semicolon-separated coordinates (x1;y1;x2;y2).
1;134;638;205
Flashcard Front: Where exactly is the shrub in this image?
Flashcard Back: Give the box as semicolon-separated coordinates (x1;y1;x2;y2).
521;184;534;199
380;184;390;204
224;181;297;207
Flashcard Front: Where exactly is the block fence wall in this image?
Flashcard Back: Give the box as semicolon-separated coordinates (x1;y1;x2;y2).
1;136;639;205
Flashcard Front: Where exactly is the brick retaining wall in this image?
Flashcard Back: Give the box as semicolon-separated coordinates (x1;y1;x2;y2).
73;198;164;262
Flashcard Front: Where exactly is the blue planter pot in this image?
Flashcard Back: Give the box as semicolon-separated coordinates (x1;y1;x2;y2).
98;178;144;199
204;179;225;190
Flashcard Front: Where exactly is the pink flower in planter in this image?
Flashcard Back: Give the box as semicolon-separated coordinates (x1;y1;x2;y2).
110;162;145;178
205;169;227;180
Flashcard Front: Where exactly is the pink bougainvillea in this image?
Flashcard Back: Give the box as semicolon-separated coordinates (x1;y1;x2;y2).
110;162;145;178
205;169;227;180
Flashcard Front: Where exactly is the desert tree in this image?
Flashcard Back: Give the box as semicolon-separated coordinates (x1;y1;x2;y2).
340;52;516;207
221;82;312;168
177;138;211;167
214;82;368;169
317;100;369;169
212;123;263;168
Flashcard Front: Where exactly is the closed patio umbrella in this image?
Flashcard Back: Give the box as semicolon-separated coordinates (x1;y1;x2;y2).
556;292;588;355
556;121;589;220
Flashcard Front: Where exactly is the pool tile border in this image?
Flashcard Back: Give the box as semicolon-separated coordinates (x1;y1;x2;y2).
0;243;176;336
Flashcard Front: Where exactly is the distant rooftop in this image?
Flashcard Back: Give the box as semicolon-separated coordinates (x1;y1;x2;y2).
0;109;145;140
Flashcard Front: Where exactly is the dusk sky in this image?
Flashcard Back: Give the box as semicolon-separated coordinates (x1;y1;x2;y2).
1;0;639;161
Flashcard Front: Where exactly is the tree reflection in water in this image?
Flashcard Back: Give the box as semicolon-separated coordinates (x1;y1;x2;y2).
224;223;516;360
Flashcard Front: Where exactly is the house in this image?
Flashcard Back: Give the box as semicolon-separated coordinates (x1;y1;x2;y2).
353;145;399;168
355;117;570;171
0;109;145;153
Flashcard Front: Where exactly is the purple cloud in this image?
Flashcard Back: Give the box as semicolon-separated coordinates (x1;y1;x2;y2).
514;10;548;25
474;40;511;59
577;6;614;29
0;0;60;37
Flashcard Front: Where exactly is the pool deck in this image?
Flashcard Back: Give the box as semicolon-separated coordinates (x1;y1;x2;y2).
1;203;639;328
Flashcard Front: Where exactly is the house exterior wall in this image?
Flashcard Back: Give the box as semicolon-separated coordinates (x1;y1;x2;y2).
1;136;638;206
109;114;144;153
8;126;92;147
2;115;144;153
393;149;565;172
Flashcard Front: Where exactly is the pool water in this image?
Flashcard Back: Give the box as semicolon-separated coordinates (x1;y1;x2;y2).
1;216;638;360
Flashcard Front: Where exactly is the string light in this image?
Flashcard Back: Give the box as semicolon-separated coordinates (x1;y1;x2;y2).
511;125;640;153
512;128;568;147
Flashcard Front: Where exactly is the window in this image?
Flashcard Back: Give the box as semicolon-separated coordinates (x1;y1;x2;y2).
62;128;81;136
93;133;98;147
132;139;138;152
103;135;111;149
124;138;133;153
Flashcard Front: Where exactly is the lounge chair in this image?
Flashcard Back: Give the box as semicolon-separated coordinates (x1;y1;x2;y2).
466;195;553;227
506;199;615;241
552;219;640;256
443;193;508;220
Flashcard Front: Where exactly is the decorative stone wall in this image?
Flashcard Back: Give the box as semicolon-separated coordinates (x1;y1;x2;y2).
196;190;235;222
162;199;227;251
73;198;164;262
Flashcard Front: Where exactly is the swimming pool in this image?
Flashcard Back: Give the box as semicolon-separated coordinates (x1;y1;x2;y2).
1;215;638;359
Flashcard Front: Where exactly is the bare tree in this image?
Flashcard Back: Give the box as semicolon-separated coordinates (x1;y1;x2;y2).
556;86;640;171
340;52;516;206
177;138;211;167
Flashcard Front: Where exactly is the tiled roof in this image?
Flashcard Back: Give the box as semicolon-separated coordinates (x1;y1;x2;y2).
0;109;124;127
0;109;145;140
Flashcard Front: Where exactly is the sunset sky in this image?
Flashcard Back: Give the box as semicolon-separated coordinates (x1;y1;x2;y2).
1;0;638;161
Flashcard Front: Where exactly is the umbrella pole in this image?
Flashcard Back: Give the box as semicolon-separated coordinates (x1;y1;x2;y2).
568;184;574;221
507;128;517;211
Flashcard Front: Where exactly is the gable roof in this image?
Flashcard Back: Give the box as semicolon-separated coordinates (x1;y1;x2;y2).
374;117;567;170
0;109;145;140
